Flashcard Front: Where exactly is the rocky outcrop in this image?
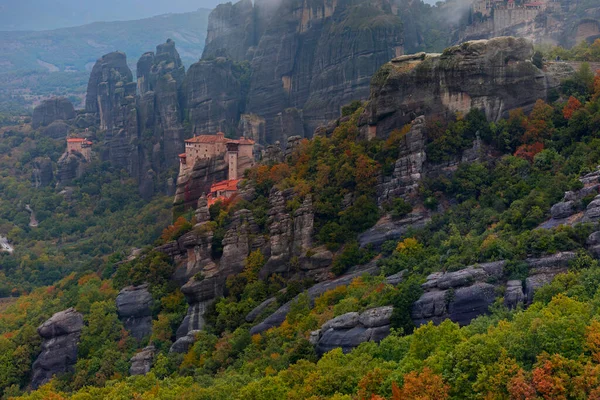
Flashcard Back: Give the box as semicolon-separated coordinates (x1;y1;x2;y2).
129;345;155;376
378;116;427;204
32;97;75;129
251;261;395;335
412;253;577;327
116;284;153;340
173;147;238;211
31;157;53;188
311;306;393;355
31;308;83;389
170;330;200;353
539;168;600;229
136;39;186;172
259;190;331;280
360;37;570;139
56;151;88;186
358;212;429;249
85;52;133;116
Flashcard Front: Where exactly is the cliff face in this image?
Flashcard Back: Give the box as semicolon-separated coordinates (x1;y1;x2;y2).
182;58;245;136
360;37;566;139
200;0;404;143
202;0;256;61
459;1;600;48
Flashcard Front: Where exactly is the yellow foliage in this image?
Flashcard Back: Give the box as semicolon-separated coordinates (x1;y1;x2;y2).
396;237;421;255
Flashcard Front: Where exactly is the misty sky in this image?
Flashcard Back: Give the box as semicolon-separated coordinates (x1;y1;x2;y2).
0;0;442;31
0;0;223;31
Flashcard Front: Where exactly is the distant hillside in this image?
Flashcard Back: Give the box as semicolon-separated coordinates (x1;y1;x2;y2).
0;10;211;73
0;0;219;31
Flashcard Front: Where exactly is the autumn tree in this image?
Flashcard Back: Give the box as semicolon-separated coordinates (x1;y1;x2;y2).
563;96;583;120
393;368;450;400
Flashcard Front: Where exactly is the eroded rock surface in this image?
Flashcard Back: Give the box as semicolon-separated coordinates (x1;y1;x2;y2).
129;346;155;376
31;308;83;389
116;284;153;340
312;306;393;355
361;37;570;139
412;253;577;327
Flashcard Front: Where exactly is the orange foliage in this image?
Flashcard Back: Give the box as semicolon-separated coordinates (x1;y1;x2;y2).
532;356;575;400
357;368;388;400
586;321;600;363
269;163;291;183
508;369;537;400
563;96;583;120
160;216;190;243
514;142;544;163
393;368;450;400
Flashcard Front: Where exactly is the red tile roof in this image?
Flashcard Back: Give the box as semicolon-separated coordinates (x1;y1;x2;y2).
185;134;255;145
210;179;240;193
179;153;187;158
185;134;229;144
67;138;85;142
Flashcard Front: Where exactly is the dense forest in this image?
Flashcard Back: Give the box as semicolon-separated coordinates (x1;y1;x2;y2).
0;47;597;398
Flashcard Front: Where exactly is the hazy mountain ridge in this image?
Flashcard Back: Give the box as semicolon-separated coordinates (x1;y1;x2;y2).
0;0;220;31
0;10;211;73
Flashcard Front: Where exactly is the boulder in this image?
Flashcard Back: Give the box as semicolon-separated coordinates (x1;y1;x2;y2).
550;201;575;219
170;330;200;353
129;346;155;376
321;312;360;331
116;284;153;340
31;308;83;389
313;306;394;355
358;306;393;328
504;280;525;309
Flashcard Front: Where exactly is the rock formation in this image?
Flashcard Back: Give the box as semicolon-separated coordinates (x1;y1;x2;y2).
137;39;186;172
459;1;600;48
116;284;153;340
411;253;577;327
196;0;404;142
56;151;88;186
129;345;155;375
539;168;600;229
31;308;83;389
250;263;397;335
311;306;393;355
32;97;75;129
360;37;571;139
31;157;53;188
